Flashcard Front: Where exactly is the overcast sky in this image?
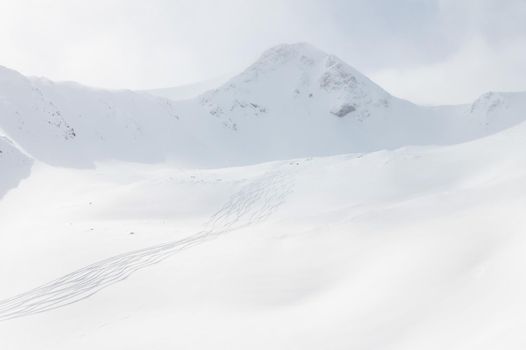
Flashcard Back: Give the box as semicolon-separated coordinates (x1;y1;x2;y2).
0;0;525;105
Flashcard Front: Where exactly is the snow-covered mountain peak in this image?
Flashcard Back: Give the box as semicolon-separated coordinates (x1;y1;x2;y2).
470;91;507;114
228;42;387;97
199;43;391;122
253;42;327;68
467;91;526;133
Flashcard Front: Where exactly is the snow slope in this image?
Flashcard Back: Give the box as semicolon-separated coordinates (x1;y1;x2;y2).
1;120;526;349
175;43;526;162
0;65;233;168
0;135;32;199
1;42;526;349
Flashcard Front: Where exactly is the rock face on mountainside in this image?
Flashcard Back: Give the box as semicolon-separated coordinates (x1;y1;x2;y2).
1;43;526;168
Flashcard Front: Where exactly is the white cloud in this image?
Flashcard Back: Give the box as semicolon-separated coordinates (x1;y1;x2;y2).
0;0;524;104
372;38;526;105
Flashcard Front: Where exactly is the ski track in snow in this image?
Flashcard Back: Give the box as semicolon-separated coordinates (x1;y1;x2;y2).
0;166;296;322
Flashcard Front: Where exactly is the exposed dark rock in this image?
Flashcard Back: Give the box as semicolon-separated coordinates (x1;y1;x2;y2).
331;103;356;117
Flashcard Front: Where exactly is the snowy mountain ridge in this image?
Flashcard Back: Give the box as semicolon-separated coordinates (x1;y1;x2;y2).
1;43;526;173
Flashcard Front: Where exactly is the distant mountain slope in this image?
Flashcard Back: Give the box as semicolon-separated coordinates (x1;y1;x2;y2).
144;76;227;101
1;43;526;168
0;65;229;167
0;135;32;198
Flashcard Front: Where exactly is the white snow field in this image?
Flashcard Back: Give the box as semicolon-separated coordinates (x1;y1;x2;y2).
1;43;526;349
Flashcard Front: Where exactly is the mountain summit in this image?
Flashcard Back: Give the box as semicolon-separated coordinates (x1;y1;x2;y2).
199;43;391;123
